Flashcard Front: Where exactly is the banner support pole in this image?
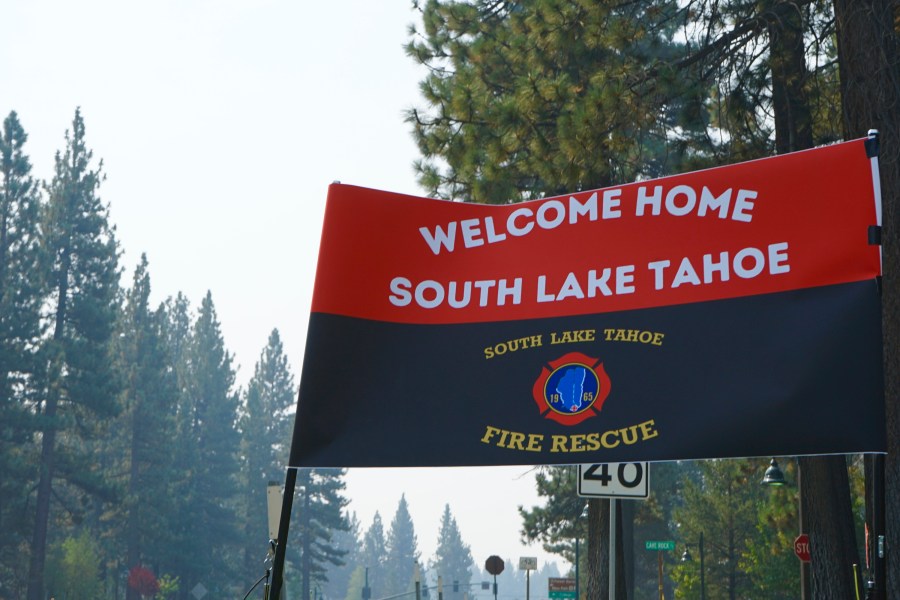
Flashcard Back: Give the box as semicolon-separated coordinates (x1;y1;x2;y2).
270;467;298;600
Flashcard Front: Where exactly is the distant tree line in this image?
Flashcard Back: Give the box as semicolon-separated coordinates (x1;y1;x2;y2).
0;108;468;600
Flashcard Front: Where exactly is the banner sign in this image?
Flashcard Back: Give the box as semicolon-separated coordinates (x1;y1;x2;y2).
289;138;885;468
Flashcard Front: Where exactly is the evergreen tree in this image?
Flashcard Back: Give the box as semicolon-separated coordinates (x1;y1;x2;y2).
291;468;350;600
406;0;696;202
0;110;44;596
361;511;389;599
26;108;120;600
114;255;178;600
168;292;242;598
383;495;420;597
238;328;296;584
430;505;474;598
324;511;362;600
669;460;770;600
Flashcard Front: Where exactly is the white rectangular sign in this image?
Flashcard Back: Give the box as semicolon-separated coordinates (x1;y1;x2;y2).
577;463;650;498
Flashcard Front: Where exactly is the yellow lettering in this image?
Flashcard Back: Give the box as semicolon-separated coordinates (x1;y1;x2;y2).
507;431;526;450
652;332;664;346
551;435;569;452
619;425;639;445
569;434;586;452
526;434;544;452
638;419;659;440
601;430;620;448
481;426;501;444
585;432;601;451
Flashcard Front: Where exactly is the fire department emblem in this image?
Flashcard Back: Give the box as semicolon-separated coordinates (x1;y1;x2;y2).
532;352;611;425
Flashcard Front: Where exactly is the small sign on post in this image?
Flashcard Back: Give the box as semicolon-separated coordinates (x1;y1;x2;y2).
578;463;650;498
644;540;675;551
794;534;811;563
548;578;576;600
519;557;537;570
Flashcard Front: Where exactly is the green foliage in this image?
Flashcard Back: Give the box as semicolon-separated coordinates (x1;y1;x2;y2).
238;329;297;583
155;573;180;599
167;291;242;597
407;0;694;202
0;109;44;594
669;459;798;599
289;468;350;600
383;495;421;596
430;505;474;595
44;531;103;600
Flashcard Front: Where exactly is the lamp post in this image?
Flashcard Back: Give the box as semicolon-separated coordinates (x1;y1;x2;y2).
761;458;808;600
680;533;705;600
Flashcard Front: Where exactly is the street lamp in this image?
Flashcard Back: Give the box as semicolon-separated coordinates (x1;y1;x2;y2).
680;532;705;600
761;459;786;486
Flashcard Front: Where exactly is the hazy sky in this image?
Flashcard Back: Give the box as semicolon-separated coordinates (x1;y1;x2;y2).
2;0;564;571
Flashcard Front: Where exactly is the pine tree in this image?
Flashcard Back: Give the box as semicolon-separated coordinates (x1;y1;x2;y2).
361;511;389;599
406;0;696;202
324;511;362;600
26;108;120;600
168;292;242;597
383;495;420;597
291;468;350;600
0;110;44;595
238;329;296;584
114;255;178;600
430;505;474;598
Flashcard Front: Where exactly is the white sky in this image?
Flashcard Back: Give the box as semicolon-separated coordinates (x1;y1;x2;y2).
2;0;562;571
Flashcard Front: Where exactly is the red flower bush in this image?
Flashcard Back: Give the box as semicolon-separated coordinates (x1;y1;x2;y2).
128;565;160;597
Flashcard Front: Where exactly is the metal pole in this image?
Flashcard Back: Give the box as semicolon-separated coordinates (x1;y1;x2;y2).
575;538;579;600
871;454;886;600
270;467;298;600
798;459;809;600
415;564;421;600
609;499;617;600
526;568;530;600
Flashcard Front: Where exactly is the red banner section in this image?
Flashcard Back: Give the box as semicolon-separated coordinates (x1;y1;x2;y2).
291;139;885;468
312;139;880;325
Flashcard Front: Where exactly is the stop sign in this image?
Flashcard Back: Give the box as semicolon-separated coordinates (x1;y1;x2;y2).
485;555;505;575
794;534;811;563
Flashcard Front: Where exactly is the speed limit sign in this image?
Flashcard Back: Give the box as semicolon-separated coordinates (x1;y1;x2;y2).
577;463;650;498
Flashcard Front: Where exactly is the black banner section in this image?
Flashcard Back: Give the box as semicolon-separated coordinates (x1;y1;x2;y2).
290;280;884;467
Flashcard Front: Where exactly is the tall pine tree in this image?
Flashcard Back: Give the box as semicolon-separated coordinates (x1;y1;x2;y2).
238;329;296;584
0;110;44;596
291;469;350;600
26;108;120;600
383;495;420;597
115;255;178;600
360;511;389;600
430;505;474;598
168;292;242;598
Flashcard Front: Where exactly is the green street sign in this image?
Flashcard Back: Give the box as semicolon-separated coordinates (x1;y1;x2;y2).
645;540;675;551
548;578;576;600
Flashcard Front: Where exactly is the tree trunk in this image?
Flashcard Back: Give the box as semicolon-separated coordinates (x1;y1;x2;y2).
26;246;70;600
585;498;628;600
769;4;862;597
799;456;860;598
832;0;900;596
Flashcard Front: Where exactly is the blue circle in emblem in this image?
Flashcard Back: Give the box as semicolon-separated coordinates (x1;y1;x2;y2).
545;364;600;414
